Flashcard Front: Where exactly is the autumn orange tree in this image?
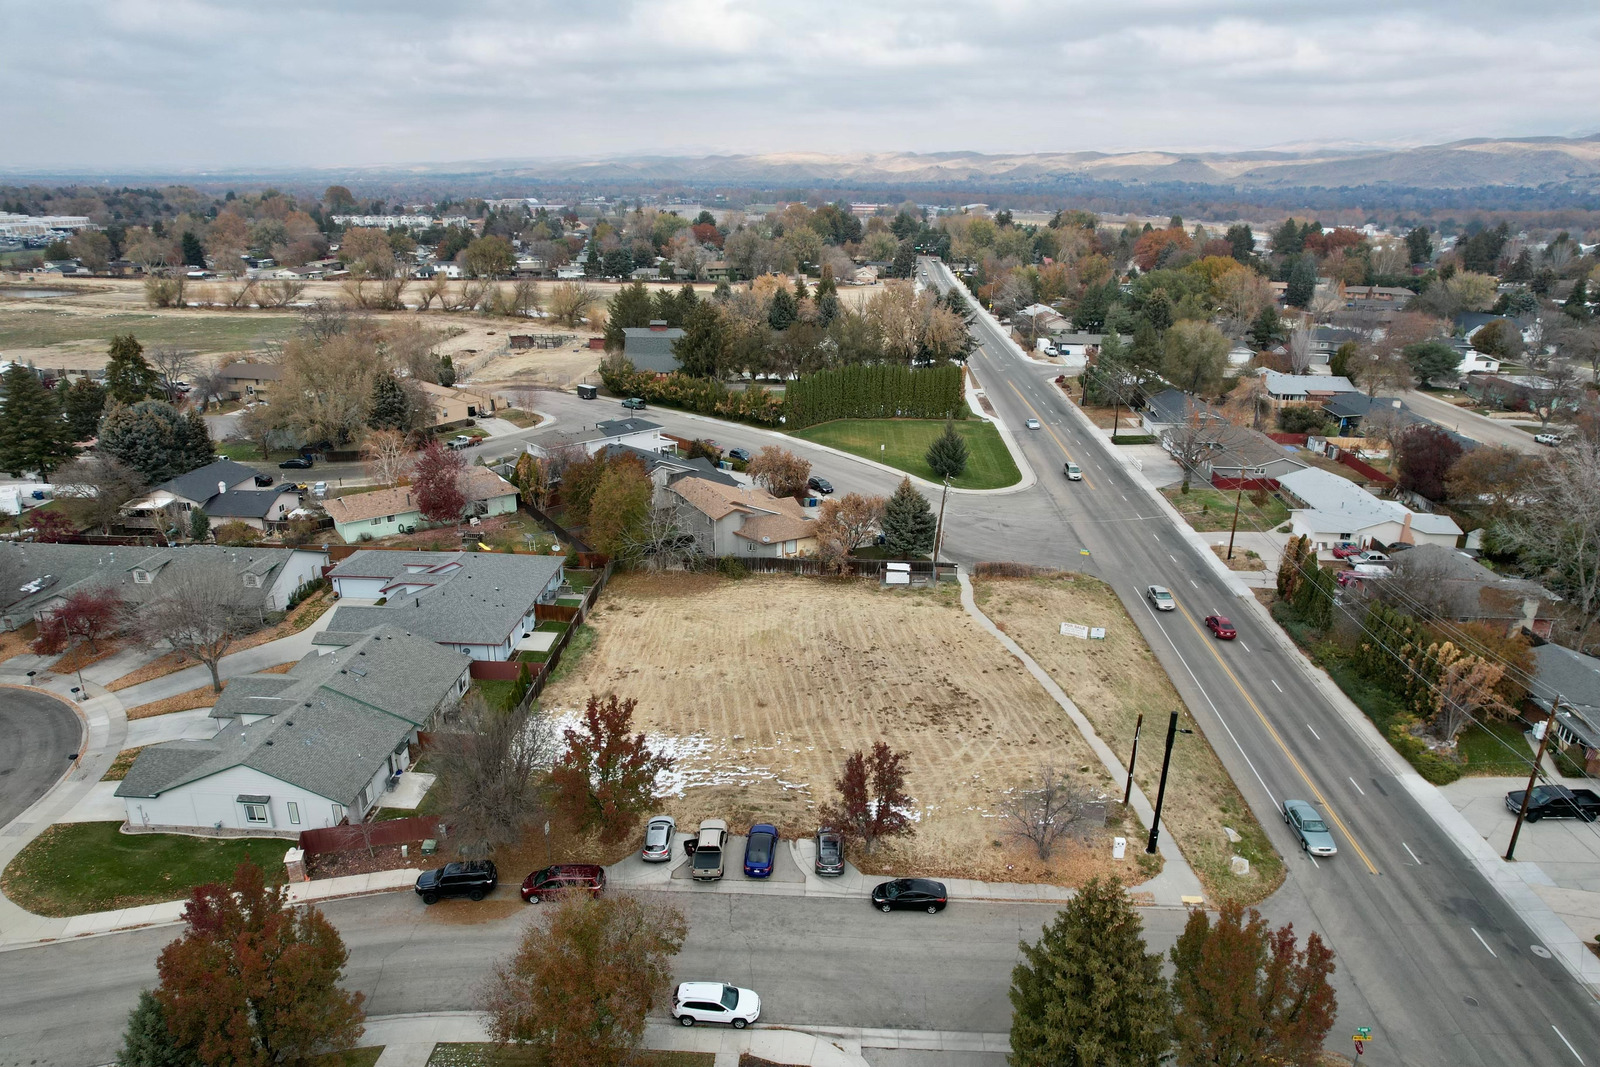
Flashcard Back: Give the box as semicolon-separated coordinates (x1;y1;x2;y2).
746;445;811;498
483;894;687;1067
152;861;365;1067
1169;900;1336;1067
550;694;673;842
820;741;913;853
815;492;885;571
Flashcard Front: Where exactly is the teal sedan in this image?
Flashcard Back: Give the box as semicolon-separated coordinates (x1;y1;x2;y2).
1283;799;1337;857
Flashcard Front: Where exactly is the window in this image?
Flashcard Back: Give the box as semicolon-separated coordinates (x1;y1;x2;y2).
243;804;269;824
132;569;152;584
242;573;262;588
287;802;301;825
385;515;395;522
372;518;382;525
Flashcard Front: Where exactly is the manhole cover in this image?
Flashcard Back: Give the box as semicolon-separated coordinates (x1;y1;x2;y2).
1531;945;1553;958
1463;996;1480;1008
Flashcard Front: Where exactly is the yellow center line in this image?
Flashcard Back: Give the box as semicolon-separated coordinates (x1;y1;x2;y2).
1171;597;1381;875
1003;380;1095;490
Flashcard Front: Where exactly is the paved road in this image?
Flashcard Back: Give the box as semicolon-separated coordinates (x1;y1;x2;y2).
1399;389;1544;453
918;258;1600;1066
0;891;1189;1067
0;687;81;830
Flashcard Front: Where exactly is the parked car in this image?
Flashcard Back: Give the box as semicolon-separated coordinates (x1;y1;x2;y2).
1353;551;1391;565
743;823;778;878
727;447;751;462
520;863;606;903
446;435;474;451
312;481;328;498
1063;461;1081;481
621;397;647;410
807;475;834;495
1283;799;1337;857
414;860;497;904
691;820;728;881
1147;585;1175;611
642;815;677;862
1204;614;1237;640
279;455;313;470
871;878;948;913
253;473;274;487
1535;433;1564;446
1504;784;1600;822
1331;542;1363;559
814;828;844;876
672;982;761;1029
1025;418;1041;430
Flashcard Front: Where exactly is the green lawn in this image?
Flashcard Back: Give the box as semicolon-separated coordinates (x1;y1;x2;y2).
428;1045;711;1067
1457;719;1536;776
318;1048;384;1067
0;308;299;353
1;822;284;917
1162;485;1289;532
789;418;1020;490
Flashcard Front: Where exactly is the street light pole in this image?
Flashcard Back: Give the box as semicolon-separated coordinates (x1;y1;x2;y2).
1145;711;1192;855
1226;480;1246;561
931;475;951;584
1123;713;1143;806
1506;699;1559;861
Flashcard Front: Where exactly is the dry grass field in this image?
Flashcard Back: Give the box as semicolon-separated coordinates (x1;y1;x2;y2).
540;572;1155;887
973;573;1283;904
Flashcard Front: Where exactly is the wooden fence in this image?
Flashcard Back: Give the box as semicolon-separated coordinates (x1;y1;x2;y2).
520;502;590;552
297;814;445;857
1336;451;1395;486
737;556;958;581
466;559;614;700
1210;476;1280;492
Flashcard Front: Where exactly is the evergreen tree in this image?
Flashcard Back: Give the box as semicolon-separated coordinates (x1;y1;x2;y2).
61;376;108;440
1564;278;1590;322
180;409;214;471
1285;255;1318;308
436;354;456;387
1129;320;1163;375
924;419;969;480
1071;280;1113;332
1226;223;1255;262
1249;305;1284;350
768;285;798;330
180;231;205;268
188;508;211;542
1009;877;1171;1067
115;990;200;1067
368;374;412;431
794;274;810;301
672;301;727;379
1405;226;1432;265
0;364;77;477
712;279;732;303
105;334;160;404
1328;341;1357;380
98;400;207;484
582;242;600;278
880;477;935;557
816;264;837;298
817;291;840;326
604;281;654;352
1142;288;1174;332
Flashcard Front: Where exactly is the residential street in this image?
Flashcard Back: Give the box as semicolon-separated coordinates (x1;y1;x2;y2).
0;687;81;830
1398;388;1544;453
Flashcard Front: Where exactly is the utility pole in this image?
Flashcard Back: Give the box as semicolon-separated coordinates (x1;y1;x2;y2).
1146;711;1192;854
1506;700;1559;861
931;475;951;584
1123;713;1143;805
1226;480;1246;560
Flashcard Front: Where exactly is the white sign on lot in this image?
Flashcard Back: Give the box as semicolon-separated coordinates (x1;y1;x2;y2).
1060;622;1090;639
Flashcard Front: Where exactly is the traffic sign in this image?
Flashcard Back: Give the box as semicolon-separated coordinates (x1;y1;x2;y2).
1353;1027;1372;1041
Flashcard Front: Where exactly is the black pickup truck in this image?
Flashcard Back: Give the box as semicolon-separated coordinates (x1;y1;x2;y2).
1504;784;1600;822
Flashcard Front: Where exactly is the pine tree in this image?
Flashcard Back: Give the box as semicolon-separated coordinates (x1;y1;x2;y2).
180;409;213;472
768;285;798;330
368;374;411;431
604;281;654;352
98;400;206;484
1564;278;1590;322
61;376;108;440
1249;305;1283;350
180;231;205;267
794;274;809;301
881;477;936;557
188;508;210;542
925;419;969;480
105;334;159;404
1285;255;1318;309
1009;877;1171;1067
115;989;200;1067
436;355;456;387
0;364;77;477
672;301;726;379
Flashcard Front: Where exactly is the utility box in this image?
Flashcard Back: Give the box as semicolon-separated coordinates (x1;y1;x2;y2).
283;847;307;882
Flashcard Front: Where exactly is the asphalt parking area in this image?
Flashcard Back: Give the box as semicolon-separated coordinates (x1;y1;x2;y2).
0;686;83;829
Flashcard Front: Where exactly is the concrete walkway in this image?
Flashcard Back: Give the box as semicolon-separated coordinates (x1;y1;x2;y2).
473;416;523;438
112;606;338;708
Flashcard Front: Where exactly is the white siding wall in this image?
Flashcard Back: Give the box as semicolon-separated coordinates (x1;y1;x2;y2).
268;550;330;611
331;576;389;599
123;766;345;833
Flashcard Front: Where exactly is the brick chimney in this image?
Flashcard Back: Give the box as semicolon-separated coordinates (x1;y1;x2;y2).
648;319;668;331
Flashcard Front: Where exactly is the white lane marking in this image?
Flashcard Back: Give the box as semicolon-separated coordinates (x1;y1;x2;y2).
1471;927;1497;957
1169;554;1178;564
1306;723;1322;741
1554;1026;1585;1065
1189;580;1198;589
1121;494;1127;501
1348;777;1365;795
1239;641;1252;652
1152;532;1159;541
1308;854;1320;868
1270;679;1284;693
1403;842;1422;866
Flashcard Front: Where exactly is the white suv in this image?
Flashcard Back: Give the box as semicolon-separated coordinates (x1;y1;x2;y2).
1534;433;1564;446
673;982;761;1028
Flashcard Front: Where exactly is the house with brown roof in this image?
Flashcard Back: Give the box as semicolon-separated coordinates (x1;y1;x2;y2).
322;467;519;542
415;381;499;428
217;362;283;401
666;476;816;559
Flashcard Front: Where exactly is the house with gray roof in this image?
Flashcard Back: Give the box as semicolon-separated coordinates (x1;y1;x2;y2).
322;550;565;661
1260;370;1361;408
0;542;327;630
1382;543;1559;638
115;626;469;834
1278;467;1462;552
622;321;686;373
1530;643;1600;771
120;459;300;533
525;416;674;459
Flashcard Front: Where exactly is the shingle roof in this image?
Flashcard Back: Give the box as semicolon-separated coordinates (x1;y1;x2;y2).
219;362;282;382
205;489;295;520
671;477;764;521
323;469;516;525
1262;371;1360;397
1531;643;1600;715
621;327;685;373
596;444;739;487
158;460;260;507
324;551;563;646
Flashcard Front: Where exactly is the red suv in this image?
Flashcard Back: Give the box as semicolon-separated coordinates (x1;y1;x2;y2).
521;863;606;903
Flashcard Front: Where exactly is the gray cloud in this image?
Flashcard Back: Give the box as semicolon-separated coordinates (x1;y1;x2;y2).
3;0;1597;169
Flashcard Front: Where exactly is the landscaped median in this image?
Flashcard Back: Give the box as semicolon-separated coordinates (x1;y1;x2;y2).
789;418;1021;489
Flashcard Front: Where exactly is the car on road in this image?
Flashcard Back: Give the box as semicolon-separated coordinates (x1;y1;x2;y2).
520;863;606;903
743;823;778;878
807;475;834;495
278;456;313;469
253;473;274;487
1204;615;1237;640
1147;585;1175;611
727;447;751;462
1283;799;1337;857
1331;542;1363;559
871;878;948;913
1025;418;1041;429
1504;784;1600;822
415;860;497;904
690;819;729;881
312;481;327;498
814;828;844;876
1535;433;1564;446
672;982;761;1029
642;815;676;862
1063;461;1081;481
446;435;474;451
621;397;647;410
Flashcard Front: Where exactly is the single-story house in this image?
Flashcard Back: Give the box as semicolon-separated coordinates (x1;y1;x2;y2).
114;626;470;834
0;542;328;630
1260;371;1361;409
1383;544;1558;638
1529;643;1600;774
593;443;738;509
667;476;816;559
1453;340;1501;377
322;550;565;661
1195;426;1309;483
1277;466;1462;551
120;459;300;534
1141;389;1228;436
1309;326;1364;366
621;321;686;374
415;381;499;427
525;417;675;459
322;467;519;542
217;362;283;401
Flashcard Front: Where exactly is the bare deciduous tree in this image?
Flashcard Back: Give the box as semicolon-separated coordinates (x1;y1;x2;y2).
50;454;147;534
746;445;811;498
361;429;413;487
547;282;598;327
1000;766;1104;860
136;561;266;691
432;693;557;859
147;346;198;404
260;279;306;308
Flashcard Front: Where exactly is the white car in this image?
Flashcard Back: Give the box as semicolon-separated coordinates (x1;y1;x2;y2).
1025;418;1041;430
1534;433;1563;446
312;481;328;498
1353;551;1390;565
1063;461;1082;481
673;982;761;1028
641;815;676;863
1147;585;1175;611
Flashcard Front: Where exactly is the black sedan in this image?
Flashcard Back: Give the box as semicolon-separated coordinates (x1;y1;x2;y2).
807;476;834;495
814;828;844;877
870;878;947;914
278;456;314;470
414;860;497;904
727;447;751;463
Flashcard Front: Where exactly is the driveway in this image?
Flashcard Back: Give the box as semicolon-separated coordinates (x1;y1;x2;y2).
1400;390;1543;454
0;687;82;829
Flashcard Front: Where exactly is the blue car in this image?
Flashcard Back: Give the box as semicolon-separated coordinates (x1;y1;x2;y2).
743;824;778;878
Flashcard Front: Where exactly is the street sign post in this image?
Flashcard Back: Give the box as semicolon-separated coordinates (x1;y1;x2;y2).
1352;1027;1372;1056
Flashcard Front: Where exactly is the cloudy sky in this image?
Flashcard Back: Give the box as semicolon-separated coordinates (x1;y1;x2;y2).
4;0;1598;171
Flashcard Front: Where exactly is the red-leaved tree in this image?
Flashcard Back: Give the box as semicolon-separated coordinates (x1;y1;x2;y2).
412;440;466;524
550;694;674;843
821;741;914;853
31;509;78;543
31;585;123;655
155;861;366;1067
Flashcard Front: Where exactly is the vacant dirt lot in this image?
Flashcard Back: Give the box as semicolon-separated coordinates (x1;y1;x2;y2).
541;573;1154;886
974;574;1283;904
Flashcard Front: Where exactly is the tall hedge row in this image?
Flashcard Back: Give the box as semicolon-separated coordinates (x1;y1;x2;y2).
784;365;964;429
